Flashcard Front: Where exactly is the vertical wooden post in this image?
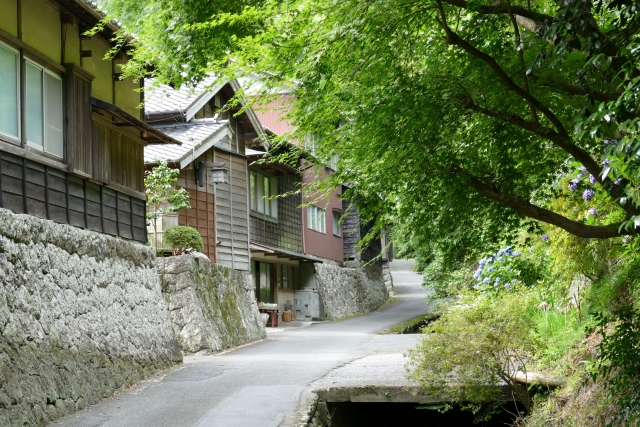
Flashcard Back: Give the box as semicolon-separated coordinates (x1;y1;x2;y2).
65;172;70;224
129;196;134;240
100;184;105;233
83;179;88;228
115;191;120;237
44;166;50;220
22;157;27;214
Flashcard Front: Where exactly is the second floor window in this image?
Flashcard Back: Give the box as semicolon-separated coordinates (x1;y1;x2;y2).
307;205;326;233
0;43;19;141
25;60;63;158
250;169;278;219
332;211;342;236
0;42;63;159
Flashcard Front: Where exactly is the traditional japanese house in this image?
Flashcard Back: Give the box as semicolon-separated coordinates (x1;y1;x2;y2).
245;144;322;317
144;78;264;270
0;0;179;242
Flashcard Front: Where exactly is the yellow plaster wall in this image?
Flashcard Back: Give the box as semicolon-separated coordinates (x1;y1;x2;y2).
22;0;61;62
63;23;80;64
82;37;112;103
115;75;141;119
0;0;18;37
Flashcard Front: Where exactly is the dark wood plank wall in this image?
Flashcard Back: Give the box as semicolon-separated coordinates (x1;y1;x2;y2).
250;173;303;254
341;199;382;264
177;183;218;263
65;66;93;177
0;151;146;243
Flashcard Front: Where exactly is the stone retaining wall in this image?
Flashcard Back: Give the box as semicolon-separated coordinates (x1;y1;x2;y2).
157;255;266;354
0;208;182;427
314;262;389;320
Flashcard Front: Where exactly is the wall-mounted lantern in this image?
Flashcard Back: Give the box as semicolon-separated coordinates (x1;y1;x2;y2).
195;161;228;187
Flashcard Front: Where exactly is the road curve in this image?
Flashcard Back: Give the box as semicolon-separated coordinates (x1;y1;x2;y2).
48;259;428;427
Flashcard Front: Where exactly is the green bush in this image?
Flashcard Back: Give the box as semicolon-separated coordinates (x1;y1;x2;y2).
407;288;539;417
163;226;203;255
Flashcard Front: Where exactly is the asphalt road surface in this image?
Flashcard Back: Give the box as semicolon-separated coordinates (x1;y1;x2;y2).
48;259;429;427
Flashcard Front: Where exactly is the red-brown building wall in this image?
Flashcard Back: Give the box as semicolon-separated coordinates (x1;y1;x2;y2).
301;166;343;262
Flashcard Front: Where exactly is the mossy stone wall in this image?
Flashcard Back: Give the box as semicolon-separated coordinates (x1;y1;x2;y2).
0;208;182;427
157;255;266;354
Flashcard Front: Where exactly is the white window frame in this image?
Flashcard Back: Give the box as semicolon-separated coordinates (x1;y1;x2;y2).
24;58;64;159
307;205;326;234
250;169;278;220
332;211;342;237
0;41;20;143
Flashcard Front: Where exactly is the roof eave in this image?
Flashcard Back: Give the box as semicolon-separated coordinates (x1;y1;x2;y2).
91;97;182;146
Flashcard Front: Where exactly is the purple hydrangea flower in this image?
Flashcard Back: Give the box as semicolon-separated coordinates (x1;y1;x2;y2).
614;178;623;185
583;188;595;201
487;266;494;272
512;251;521;257
587;208;597;219
541;234;550;242
604;139;619;146
569;178;579;191
602;159;612;166
579;166;587;172
479;258;486;266
483;277;490;284
589;174;597;184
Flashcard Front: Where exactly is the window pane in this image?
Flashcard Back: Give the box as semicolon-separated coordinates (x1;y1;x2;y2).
333;211;341;236
257;172;264;213
44;72;63;158
270;178;278;218
26;63;43;147
282;265;289;289
250;171;256;210
0;46;18;139
263;176;270;216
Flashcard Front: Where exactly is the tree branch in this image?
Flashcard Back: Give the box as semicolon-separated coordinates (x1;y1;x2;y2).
434;1;570;138
452;165;635;238
455;98;637;214
529;74;622;102
439;0;554;27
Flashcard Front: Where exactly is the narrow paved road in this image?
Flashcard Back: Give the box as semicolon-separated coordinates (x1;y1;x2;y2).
49;260;428;427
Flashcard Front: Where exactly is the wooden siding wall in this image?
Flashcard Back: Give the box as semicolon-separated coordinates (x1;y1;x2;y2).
250;174;302;254
215;151;250;271
176;146;250;270
0;151;146;242
342;200;382;264
178;187;217;263
92;119;144;193
65;65;93;177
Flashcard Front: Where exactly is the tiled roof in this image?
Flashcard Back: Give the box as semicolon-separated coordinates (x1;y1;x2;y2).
144;118;230;166
144;76;222;120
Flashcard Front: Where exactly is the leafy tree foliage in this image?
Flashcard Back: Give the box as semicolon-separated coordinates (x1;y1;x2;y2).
106;0;640;265
145;160;191;251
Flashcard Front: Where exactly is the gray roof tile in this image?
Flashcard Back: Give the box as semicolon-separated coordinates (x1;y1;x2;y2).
144;75;221;118
144;118;229;164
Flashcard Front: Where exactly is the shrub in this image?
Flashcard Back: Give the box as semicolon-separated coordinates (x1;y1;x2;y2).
163;226;203;255
407;289;539;417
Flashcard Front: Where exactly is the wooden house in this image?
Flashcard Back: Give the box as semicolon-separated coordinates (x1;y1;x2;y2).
0;0;179;242
245;145;322;308
144;78;263;270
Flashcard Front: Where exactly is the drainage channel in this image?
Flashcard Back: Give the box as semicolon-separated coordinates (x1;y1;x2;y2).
324;401;524;426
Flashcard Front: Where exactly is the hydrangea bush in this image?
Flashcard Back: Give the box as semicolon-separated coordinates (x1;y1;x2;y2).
474;245;548;293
